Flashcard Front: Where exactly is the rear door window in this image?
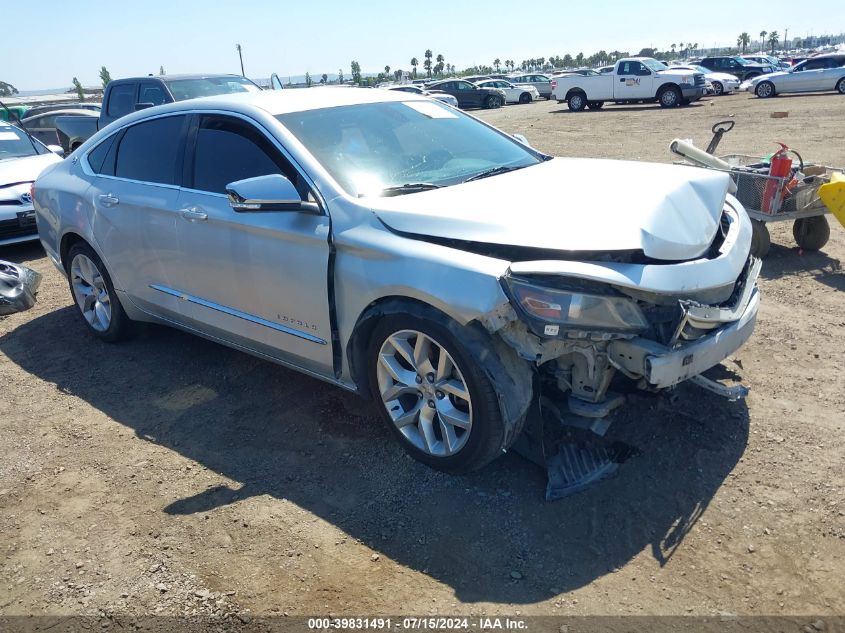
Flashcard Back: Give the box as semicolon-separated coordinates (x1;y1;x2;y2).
107;83;137;119
114;115;186;185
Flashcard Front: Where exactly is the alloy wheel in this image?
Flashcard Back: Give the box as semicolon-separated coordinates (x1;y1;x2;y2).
756;82;774;98
376;330;472;457
661;89;678;106
713;82;723;96
70;254;112;332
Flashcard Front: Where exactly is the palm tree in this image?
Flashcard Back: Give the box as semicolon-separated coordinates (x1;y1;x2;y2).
435;54;445;76
424;49;433;78
759;31;768;52
384;65;390;78
410;57;418;78
494;58;501;72
768;31;779;54
671;43;676;55
737;32;750;53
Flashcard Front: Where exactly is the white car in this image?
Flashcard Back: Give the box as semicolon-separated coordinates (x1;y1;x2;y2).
475;79;539;104
674;65;741;96
742;53;845;98
386;84;459;107
0;122;63;246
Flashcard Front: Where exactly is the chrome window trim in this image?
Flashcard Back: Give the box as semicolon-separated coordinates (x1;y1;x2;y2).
150;284;328;345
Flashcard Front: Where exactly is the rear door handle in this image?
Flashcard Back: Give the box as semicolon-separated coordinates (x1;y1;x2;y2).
98;193;119;207
180;206;208;222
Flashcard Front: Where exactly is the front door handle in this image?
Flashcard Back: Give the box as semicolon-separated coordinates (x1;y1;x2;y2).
98;193;119;207
180;206;208;222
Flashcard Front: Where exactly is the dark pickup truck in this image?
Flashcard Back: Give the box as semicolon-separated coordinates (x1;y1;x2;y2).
698;56;777;82
55;74;261;153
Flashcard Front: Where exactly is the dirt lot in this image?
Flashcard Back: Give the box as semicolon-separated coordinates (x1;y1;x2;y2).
1;91;844;622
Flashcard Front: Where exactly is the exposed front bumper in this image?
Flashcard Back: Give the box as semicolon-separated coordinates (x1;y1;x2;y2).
680;85;705;100
0;206;38;246
608;285;759;389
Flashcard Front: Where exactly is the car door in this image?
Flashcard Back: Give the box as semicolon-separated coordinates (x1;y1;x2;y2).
827;57;845;90
615;61;653;99
87;114;191;323
532;75;552;97
454;81;480;107
172;113;333;373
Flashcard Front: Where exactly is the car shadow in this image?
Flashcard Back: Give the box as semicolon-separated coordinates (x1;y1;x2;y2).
0;306;749;604
550;103;706;114
760;242;843;290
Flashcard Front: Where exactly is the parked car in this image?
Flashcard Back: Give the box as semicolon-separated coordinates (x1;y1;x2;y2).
507;73;554;99
0;122;62;246
742;53;845;97
474;79;539;104
21;109;99;146
0;105;30;123
742;55;790;70
461;75;492;84
386;84;459;107
54;74;262;153
425;79;506;108
552;57;705;110
598;65;614;74
21;102;101;118
698;56;777;81
33;88;759;473
672;65;741;95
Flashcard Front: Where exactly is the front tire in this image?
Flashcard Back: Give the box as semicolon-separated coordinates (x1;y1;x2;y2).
484;95;503;109
66;242;132;342
750;220;771;258
568;92;586;111
755;81;775;98
712;81;724;96
793;216;830;251
518;92;532;104
836;78;845;95
658;86;681;108
367;315;505;474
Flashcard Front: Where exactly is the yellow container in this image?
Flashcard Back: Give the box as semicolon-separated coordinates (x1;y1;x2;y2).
819;172;845;229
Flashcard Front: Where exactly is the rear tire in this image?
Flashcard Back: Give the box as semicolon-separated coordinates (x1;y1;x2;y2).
755;81;775;98
568;92;587;111
837;78;845;95
793;216;830;251
750;220;771;258
712;81;724;96
66;242;133;342
658;86;681;108
518;92;531;104
367;314;506;474
484;95;503;109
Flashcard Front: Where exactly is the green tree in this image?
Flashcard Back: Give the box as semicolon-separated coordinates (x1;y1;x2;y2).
384;65;391;78
394;69;402;81
410;57;418;78
350;60;361;85
99;66;112;88
575;52;585;66
768;31;780;54
494;58;501;72
159;65;166;76
338;68;344;83
670;43;676;55
305;72;312;87
562;54;573;68
435;54;445;76
737;33;750;53
320;73;328;84
72;77;85;101
424;49;433;77
0;80;18;97
759;31;768;51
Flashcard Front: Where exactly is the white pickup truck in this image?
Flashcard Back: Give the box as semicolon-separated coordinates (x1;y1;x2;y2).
551;58;706;111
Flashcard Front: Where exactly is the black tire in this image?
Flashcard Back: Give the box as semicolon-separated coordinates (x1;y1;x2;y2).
793;216;830;251
484;95;502;109
712;81;724;96
658;86;681;108
755;81;775;98
66;242;133;342
568;92;587;112
750;220;771;258
367;314;506;474
518;92;531;104
586;101;604;110
837;78;845;95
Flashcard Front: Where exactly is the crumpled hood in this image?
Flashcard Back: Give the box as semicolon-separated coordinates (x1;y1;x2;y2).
0;153;62;190
369;158;731;261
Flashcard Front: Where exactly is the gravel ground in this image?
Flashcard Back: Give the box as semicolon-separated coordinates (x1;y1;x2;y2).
1;90;844;622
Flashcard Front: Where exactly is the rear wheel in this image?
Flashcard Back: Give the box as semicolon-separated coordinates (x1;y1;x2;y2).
66;242;132;342
484;95;503;109
586;101;604;110
793;216;830;251
712;81;724;96
568;92;586;111
755;81;775;98
837;78;845;94
518;92;532;104
658;86;681;108
368;315;506;474
750;220;771;258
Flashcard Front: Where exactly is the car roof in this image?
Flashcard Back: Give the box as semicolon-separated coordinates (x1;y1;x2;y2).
22;108;99;120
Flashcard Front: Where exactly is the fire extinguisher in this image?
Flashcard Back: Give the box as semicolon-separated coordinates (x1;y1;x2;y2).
761;143;793;214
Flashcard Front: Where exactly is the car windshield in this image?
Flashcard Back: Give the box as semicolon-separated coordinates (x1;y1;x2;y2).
164;76;261;101
0;124;46;160
734;57;752;66
642;59;668;72
276;100;541;197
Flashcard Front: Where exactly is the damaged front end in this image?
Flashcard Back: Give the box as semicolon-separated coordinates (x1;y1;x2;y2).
478;200;760;498
0;260;42;316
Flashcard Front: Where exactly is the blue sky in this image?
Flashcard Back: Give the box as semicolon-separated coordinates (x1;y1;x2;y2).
7;0;844;90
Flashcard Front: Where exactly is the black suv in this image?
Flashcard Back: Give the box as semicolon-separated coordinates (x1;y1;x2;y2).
699;56;777;81
426;79;506;109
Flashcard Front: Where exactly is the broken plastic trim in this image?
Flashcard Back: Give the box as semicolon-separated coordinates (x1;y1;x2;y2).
0;260;42;315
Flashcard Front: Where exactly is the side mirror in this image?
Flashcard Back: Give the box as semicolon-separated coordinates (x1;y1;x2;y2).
134;102;154;111
46;144;65;157
226;174;319;213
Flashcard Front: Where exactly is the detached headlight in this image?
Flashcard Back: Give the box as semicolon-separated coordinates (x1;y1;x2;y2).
505;277;649;336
